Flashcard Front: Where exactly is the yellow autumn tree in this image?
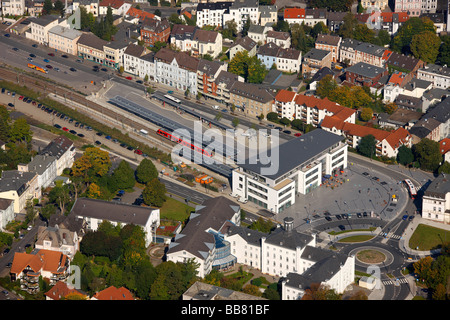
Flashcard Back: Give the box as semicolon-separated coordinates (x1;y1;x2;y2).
71;147;111;185
87;182;101;199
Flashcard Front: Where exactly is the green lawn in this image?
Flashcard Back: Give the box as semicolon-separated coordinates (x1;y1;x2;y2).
159;197;194;222
409;224;450;251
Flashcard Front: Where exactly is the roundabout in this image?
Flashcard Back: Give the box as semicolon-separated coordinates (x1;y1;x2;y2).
349;246;396;270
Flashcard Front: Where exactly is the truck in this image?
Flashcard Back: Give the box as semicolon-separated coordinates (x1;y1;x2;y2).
140;129;148;135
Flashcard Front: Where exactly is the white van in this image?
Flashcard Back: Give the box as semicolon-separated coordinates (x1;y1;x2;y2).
212;105;220;110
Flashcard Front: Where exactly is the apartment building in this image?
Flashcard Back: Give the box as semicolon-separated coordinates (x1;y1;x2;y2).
266;30;291;48
0;171;39;213
48;25;82;56
26;15;65;46
140;17;170;47
422;174;450;224
257;42;302;73
417;64;450;89
301;48;332;77
229;36;257;60
1;0;25;16
339;38;391;67
77;32;108;65
283;7;305;25
229;81;274;118
259;5;277;26
98;0;131;16
196;2;232;28
315;33;341;63
197;59;228;99
223;0;259;32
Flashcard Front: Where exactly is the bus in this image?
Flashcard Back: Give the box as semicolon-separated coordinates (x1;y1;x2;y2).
27;62;48;74
403;179;417;199
164;94;181;104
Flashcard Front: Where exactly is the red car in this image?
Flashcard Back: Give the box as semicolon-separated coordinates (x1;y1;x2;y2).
48;53;55;56
126;76;132;80
294;133;302;137
19;96;24;100
62;127;69;132
134;149;143;155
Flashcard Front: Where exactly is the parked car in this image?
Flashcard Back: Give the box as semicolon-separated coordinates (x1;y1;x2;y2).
294;133;302;137
48;53;55;56
95;140;102;145
402;214;408;220
134;149;143;155
62;127;69;131
54;124;61;129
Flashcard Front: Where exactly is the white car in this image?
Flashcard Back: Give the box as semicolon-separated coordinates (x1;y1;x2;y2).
27;225;32;231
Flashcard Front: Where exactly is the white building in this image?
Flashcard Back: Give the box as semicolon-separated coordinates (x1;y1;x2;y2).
18;154;57;190
26;15;66;46
154;47;199;97
422;174;450;224
71;197;160;247
48;25;82;56
1;0;25;16
35;225;80;258
0;198;14;232
417;64;450;89
196;2;232;29
257;42;302;73
247;24;272;45
232;129;348;213
40;135;76;176
223;0;259;32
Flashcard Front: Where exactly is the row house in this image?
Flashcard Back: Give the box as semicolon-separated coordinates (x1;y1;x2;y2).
18;154;57;191
339;38;391;68
229;81;274;118
197;59;228;101
202;70;244;104
125;6;158;23
0;171;39;213
40;135;76;176
25;15;66;46
259;5;277;26
154;48;200;97
345;62;389;87
247;24;272;44
48;25;82;56
315;33;341;63
395;0;423;16
140;17;170;47
266;30;291;48
98;0;131;16
385;51;425;84
167;25;223;58
229;36;257;60
417;64;450;89
409;117;442;144
321;116;412;158
223;0;260;32
301;48;332;77
273;89;356;125
257;42;302;73
196;2;233;29
10;249;70;294
361;0;388;10
123;43;149;76
77;32;108;65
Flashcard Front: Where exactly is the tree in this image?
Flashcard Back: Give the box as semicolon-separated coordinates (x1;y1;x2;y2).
397;145;414;166
315;74;337;99
266;112;279;122
228;51;267;83
301;283;341;300
383;102;397;115
71;147;111;185
232;117;240;128
392;17;436;55
111;160;136;190
223;20;237;40
53;0;65;16
360;107;373;122
357;134;376;158
142;178;167;207
48;182;72;215
412;138;442;172
377;30;391;46
410;31;441;63
437;35;450;66
42;0;53;15
9;118;32;144
353;24;376;43
135;158;158;185
438;162;450;174
291;23;314;54
338;13;358;39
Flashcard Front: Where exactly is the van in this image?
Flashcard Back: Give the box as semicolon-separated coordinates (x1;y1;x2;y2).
212;105;219;110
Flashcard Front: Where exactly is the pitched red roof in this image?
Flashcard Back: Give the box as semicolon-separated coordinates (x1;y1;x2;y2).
94;286;134;300
45;281;88;300
274;89;296;103
284;8;305;19
99;0;124;9
440;138;450;155
10;250;69;276
126;7;155;20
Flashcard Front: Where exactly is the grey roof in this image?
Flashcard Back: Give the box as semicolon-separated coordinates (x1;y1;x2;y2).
215;70;240;89
346;62;386;79
27;154;57;175
264;225;314;251
419;64;450;77
0;170;37;195
224;224;266;247
70;197;158;227
124;43;146;57
424;174;450;198
0;198;13;210
232;36;257;51
304;48;330;61
422;88;450;102
40;135;74;160
184;281;266;300
166;197;240;259
30;15;61;27
403;78;432;91
310;67;334;83
386;52;423;73
230;0;258;9
409;117;441;138
48;25;82;40
77;33;108;51
239;129;344;179
197;59;224;77
424;97;450;123
248;24;267;35
395;94;423;111
196;1;232;12
229;81;274;103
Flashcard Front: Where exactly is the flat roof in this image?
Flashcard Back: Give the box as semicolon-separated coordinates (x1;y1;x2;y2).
239;129;344;180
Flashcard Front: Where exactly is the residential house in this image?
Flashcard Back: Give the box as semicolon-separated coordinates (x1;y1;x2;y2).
35;224;80;258
170;24;197;53
378;12;410;35
1;0;25;16
48;25;82;56
339;38;391;68
192;29;223;58
395;94;424;112
266;30;291;48
422;88;450;113
229;36;257;60
166;197;241;278
10;249;70;294
92;286;135;300
420;12;445;33
137;52;156;81
361;0;388;10
0;198;14;232
315;33;341;63
303;8;327;27
140;17;170;47
70;197;160;247
40;135;75;176
308;67;334;91
283;7;305;25
395;0;422;16
196;59;228;100
421;174;450;224
222;0;259;32
377;108;422;130
273;89;356;124
45;281;89;300
326;11;347;33
422;98;450;140
155;48;200;97
98;0;131;16
321;117;412;158
196;2;232;29
0;171;39;213
417;64;450;89
259;5;277;26
125;6;157;23
18;154;57;190
345;62;389;87
385;51;425;84
72;0;99;17
102;22;140;69
247;24;272;44
257;42;302;73
409;117;442;143
123;43;148;76
302;48;332;77
25;15;65;46
229;81;274;118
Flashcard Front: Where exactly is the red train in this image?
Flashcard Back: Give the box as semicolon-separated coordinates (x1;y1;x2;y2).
156;129;213;157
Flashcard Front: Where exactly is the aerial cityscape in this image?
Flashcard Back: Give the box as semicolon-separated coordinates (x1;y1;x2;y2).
0;0;449;306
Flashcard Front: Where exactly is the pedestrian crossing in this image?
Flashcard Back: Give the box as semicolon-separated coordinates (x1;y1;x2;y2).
382;278;408;286
378;232;402;240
